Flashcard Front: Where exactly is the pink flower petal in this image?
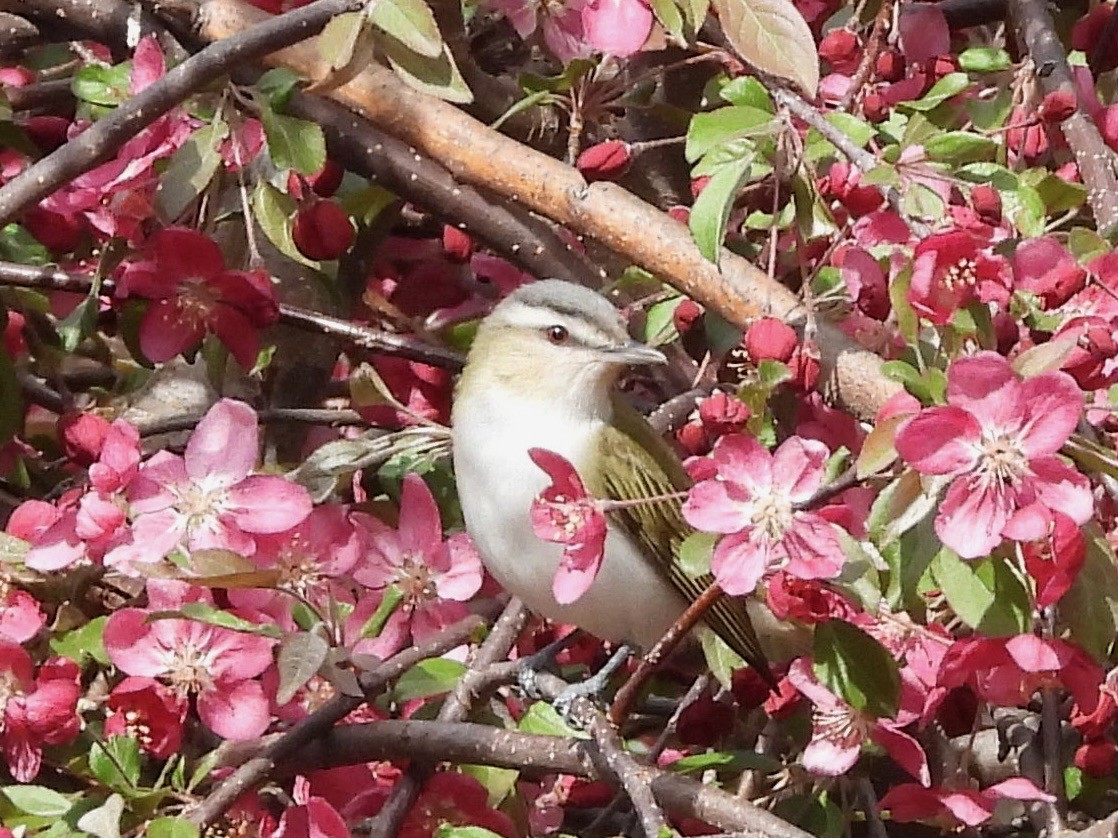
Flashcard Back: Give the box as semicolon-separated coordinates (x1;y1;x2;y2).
771;437;828;503
582;0;652;56
151;228;225;284
139;297;206;362
397;473;443;556
935;476;1014;559
435;532;484;601
946;352;1024;431
103;609;164;677
710;530;771;595
895;406;981;474
711;434;773;492
871;723;931;785
1030;456;1094;525
783;513;846;580
186;399;259;486
208;305;261;371
682;479;752;534
227;475;313;534
939;791;997;826
986;777;1056;803
897;4;950;63
802;731;860;776
1017;372;1083;458
197;679;271;740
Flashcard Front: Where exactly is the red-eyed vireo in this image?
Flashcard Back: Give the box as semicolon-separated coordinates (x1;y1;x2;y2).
452;280;798;683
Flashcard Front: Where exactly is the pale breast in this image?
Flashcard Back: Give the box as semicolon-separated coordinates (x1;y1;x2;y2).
451;388;688;649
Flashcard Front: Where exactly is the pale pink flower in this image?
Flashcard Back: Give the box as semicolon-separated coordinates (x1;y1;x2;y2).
894;352;1091;559
105;399;312;571
0;587;44;644
104;581;275;740
527;448;608;605
879;778;1054;828
350;474;483;657
581;0;652;56
486;0;592;63
787;658;930;785
682;435;846;596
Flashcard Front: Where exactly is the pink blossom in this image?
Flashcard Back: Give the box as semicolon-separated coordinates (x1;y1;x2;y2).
0;643;81;781
879;778;1054;828
104;399;312;571
897;4;950;63
682;435;846;596
937;634;1103;713
0;587;45;644
581;0;652;56
105;676;188;759
350;474;483;656
787;658;930;784
399;772;517;838
486;0;591;63
1013;236;1087;308
908;231;1011;326
245;505;364;600
894;352;1091;559
115;228;279;369
1022;512;1086;608
527;448;607;605
104;582;275;740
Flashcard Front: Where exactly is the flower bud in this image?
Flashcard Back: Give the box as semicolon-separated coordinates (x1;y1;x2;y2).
745;317;798;364
862;91;889;123
21;115;70;153
1076;741;1118;778
308;158;344;197
1039;89;1077;124
442;224;474;263
0;67;35;88
672;299;703;333
690;176;711;198
58;412;111;467
875;49;906;82
970;184;1002;225
23;206;84;253
675;420;709;456
698;391;751;437
926;54;959;79
292;199;354;261
789;342;822;391
1059;316;1118;391
818;29;861;74
576;140;632;181
667;205;690;223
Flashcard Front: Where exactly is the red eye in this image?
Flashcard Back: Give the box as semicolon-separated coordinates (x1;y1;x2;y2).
546;325;569;344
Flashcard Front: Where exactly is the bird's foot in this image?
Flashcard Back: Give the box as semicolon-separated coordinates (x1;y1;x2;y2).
553;644;634;723
516;630;582;699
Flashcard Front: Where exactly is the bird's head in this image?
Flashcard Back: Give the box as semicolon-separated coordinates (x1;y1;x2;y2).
458;280;666;414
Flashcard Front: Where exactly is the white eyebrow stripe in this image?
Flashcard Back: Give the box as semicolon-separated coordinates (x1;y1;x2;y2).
499;301;616;347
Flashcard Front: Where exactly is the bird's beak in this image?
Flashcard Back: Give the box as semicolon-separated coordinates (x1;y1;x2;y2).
603;341;668;366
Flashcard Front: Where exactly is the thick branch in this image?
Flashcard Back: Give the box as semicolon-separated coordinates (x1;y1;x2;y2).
189;0;901;422
0;0;363;228
1008;0;1118;240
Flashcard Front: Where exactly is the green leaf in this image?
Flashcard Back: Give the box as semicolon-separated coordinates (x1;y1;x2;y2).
1062;525;1118;660
643;296;682;346
146;818;200;838
148;602;284;638
89;737;141;790
931;551;1031;635
686;106;776;162
689;154;752;263
252;182;319;269
824;112;877;148
701;628;746;689
924;131;996;164
0;347;22;445
261;106;327;175
367;0;443;58
392;657;467;702
459;764;520;807
901;181;946;219
0;223;51;265
518;700;590;738
1005;184;1047;237
813;620;900;718
437;826;506;838
256;67;304;109
360;584;404;638
649;0;685;40
710;0;818;96
75;793;124;838
678;531;716;579
317;12;366;72
1068;227;1110;263
71;63;131;107
156;118;229;221
379;35;473;104
2;785;72;817
719;76;774;110
670;749;782;773
50;616;110;665
903;73;971;111
276;631;330;705
957;47;1012;72
1029;171;1087;215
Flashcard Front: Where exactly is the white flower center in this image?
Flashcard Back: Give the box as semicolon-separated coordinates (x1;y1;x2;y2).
975;432;1029;488
751;491;795;542
813;704;871;750
165;641;214;696
396;552;436;606
275;535;324;595
943;257;978;291
173;478;231;532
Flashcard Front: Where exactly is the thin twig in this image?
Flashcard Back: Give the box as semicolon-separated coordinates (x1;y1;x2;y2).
838;0;894;112
135;407;369;436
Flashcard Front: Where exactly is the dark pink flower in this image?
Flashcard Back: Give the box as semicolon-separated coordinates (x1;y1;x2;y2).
0;643;81;781
1013;236;1087;308
399;772;517;838
487;0;591;63
895;352;1091;559
115;228;279;369
766;573;857;623
683;435;846;596
938;634;1103;713
351;474;483;655
0;587;44;644
274;776;349;838
879;778;1054;828
527;448;607;605
105;676;188;759
105;399;312;571
104;582;275;740
1056;315;1118;391
908;231;1011;325
787;658;930;784
1022;512;1086;608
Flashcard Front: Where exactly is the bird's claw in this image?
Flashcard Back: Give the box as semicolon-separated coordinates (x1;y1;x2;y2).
515;631;581;700
551;644;634;724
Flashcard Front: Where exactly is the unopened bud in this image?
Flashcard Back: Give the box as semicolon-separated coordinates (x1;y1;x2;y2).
970;184;1002;225
576;140;632;181
292;199;354;261
442;225;474;263
1039;89;1077;124
745;317;798;364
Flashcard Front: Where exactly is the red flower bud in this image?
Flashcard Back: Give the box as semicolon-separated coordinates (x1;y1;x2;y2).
672;299;703;333
667;205;690;223
58;411;111;467
698;391;750;437
789;342;822;392
292;199;354;261
1076;740;1118;778
745;317;798;364
441;224;474;263
818;29;861;74
970;184;1002;225
675;420;709;456
676;688;734;746
0;67;35;88
1039;89;1077;124
875;49;906;82
926;54;959;79
862;91;889;123
576;140;632;181
307;158;344;197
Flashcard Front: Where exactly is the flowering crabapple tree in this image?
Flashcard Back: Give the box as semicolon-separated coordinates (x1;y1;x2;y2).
7;0;1118;832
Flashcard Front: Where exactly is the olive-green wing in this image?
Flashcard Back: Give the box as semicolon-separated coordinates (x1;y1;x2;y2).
593;397;774;684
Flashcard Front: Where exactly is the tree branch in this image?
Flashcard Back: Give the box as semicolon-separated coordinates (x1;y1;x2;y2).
186;0;901;423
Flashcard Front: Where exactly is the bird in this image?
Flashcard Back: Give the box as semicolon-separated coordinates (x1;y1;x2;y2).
452;279;802;691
